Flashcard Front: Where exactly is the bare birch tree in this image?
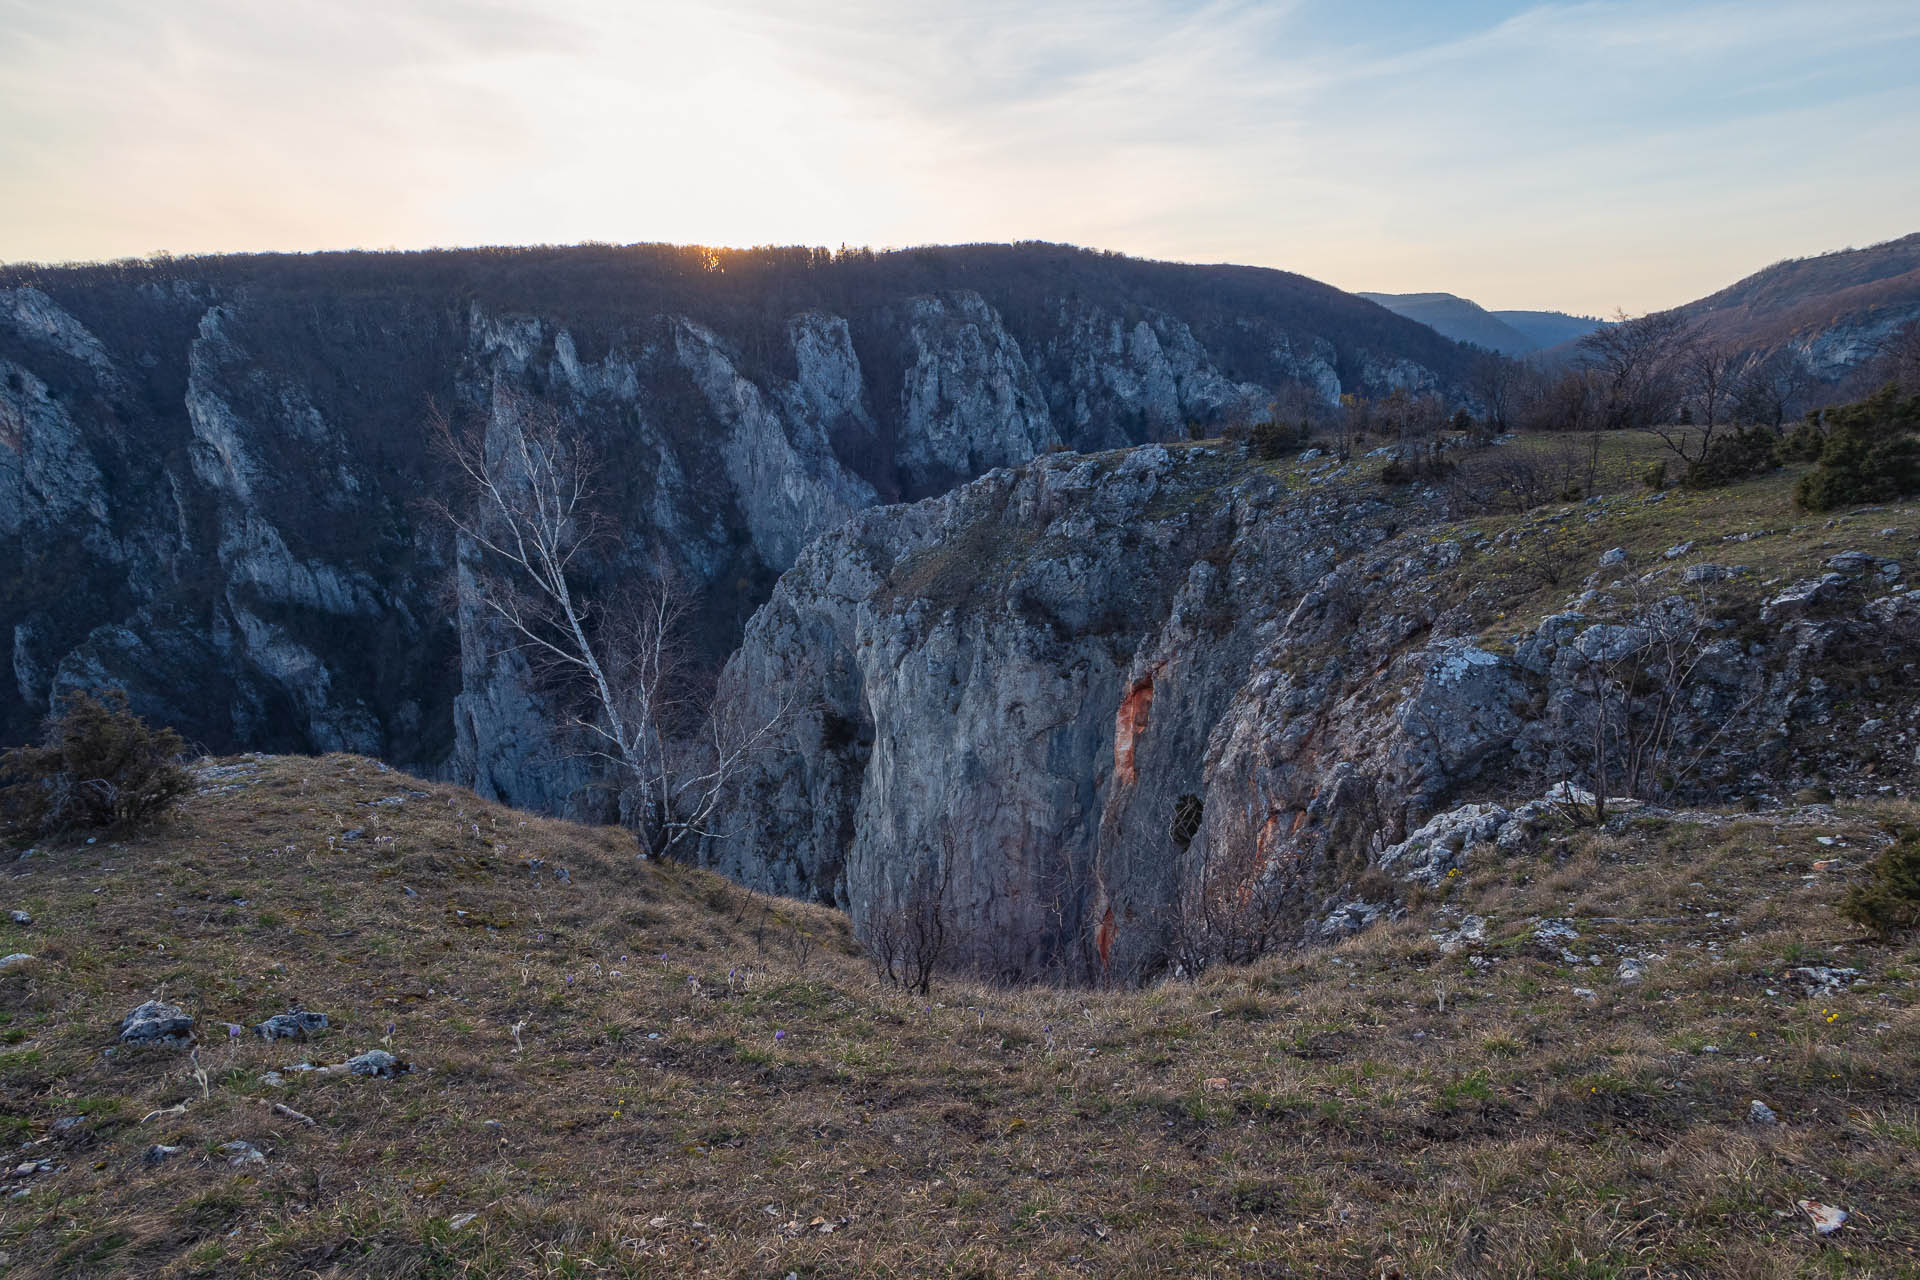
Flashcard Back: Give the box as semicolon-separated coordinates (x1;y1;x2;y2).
429;392;792;859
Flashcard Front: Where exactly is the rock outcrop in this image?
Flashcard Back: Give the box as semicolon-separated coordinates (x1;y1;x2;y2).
710;449;1917;982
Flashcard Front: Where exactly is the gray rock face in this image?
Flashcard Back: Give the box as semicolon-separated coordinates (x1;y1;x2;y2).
711;440;1913;980
1793;302;1920;380
120;1000;194;1046
706;446;1271;977
1376;802;1511;885
0;253;1463;812
893;292;1058;493
708;448;1473;978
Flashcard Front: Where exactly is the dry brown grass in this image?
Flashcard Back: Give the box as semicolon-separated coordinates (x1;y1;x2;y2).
2;755;1918;1277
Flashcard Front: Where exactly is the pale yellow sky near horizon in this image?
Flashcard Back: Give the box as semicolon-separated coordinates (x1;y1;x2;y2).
2;0;1917;316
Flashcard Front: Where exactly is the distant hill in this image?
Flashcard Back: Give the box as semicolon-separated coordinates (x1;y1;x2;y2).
1492;309;1607;350
1358;291;1536;354
1358;291;1603;356
1525;233;1920;378
1680;233;1920;381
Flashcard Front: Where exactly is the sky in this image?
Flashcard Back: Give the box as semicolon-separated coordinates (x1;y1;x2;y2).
1;0;1916;315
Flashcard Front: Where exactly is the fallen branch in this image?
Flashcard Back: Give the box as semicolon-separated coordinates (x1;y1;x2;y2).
270;1102;317;1127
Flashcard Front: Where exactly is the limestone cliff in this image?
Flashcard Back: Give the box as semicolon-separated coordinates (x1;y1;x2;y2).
709;444;1919;982
0;243;1470;814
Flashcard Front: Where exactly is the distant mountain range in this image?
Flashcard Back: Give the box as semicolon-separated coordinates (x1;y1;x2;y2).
1357;291;1605;356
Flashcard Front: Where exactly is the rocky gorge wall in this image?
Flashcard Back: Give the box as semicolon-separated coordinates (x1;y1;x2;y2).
0;244;1471;816
708;444;1920;982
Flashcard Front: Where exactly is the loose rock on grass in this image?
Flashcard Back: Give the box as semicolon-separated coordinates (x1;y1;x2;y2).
222;1141;266;1168
345;1049;406;1077
119;1000;194;1046
255;1010;329;1040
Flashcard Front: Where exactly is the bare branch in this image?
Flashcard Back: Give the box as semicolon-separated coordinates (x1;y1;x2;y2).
430;390;791;861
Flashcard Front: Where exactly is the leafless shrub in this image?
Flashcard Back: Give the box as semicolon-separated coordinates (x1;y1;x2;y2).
1731;349;1813;427
864;854;953;996
1164;797;1292;977
1551;583;1759;823
1448;438;1589;515
788;922;818;975
1578;309;1695;431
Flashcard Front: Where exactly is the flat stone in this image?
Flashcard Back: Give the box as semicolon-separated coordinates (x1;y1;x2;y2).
1761;574;1849;622
221;1140;266;1168
256;1010;329;1040
1317;900;1387;939
1432;914;1487;954
1789;965;1860;995
119;1000;194;1046
345;1049;404;1077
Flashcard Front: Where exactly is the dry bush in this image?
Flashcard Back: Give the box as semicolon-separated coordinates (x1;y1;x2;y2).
1842;825;1920;940
863;855;952;995
1447;438;1588;514
0;689;190;840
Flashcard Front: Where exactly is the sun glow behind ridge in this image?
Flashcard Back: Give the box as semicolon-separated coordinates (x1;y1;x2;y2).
1;0;1916;314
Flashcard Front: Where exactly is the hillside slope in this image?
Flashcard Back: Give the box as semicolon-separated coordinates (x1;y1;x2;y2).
1682;233;1920;381
2;755;1916;1276
0;242;1472;815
